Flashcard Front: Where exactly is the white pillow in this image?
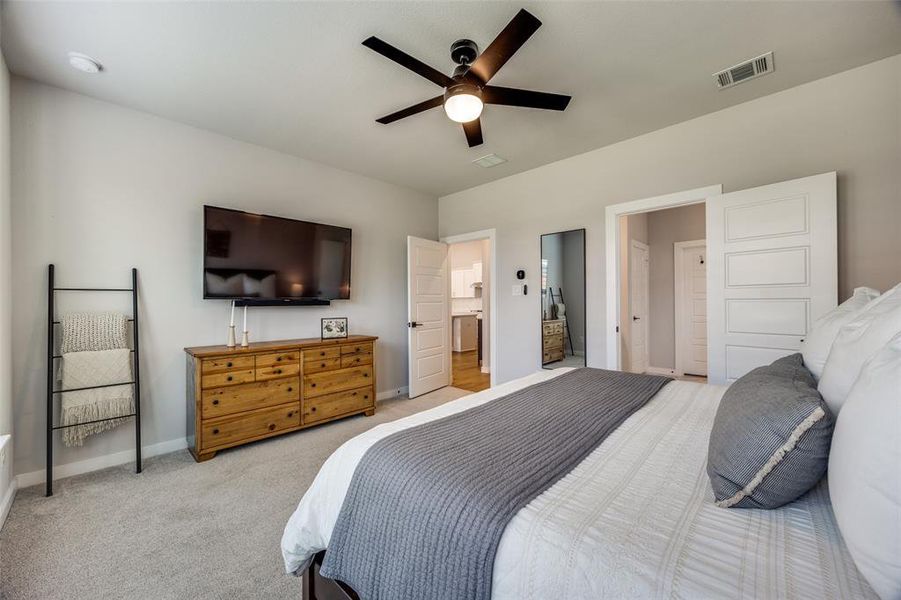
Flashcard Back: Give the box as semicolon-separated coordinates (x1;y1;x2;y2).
801;287;880;380
828;331;901;600
205;272;244;296
818;282;901;415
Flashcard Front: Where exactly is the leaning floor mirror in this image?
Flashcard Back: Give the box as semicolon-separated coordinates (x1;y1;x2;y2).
540;229;586;369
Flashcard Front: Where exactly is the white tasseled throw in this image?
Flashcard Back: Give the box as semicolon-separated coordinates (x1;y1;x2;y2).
60;349;134;447
61;312;128;354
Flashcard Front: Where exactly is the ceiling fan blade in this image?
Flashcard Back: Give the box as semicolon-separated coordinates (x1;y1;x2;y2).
467;9;542;84
462;119;483;147
482;85;571;111
362;36;454;88
376;96;444;124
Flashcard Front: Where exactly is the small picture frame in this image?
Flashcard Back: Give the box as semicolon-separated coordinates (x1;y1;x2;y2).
321;317;348;339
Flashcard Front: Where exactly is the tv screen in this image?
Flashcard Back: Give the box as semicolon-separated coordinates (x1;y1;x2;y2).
203;205;351;300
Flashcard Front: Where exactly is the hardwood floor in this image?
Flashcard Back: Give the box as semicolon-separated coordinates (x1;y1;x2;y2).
452;350;491;392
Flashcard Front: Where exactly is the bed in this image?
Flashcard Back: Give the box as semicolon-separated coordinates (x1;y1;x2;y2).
281;368;876;599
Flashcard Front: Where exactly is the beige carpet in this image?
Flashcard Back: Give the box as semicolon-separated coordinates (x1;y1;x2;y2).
0;387;469;599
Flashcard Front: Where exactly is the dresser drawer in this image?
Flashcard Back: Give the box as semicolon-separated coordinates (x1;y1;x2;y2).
341;342;373;356
542;322;564;335
303;347;341;362
202;377;299;419
256;351;299;368
256;363;300;382
543;348;564;363
304;386;373;425
202;355;255;374
304;357;341;374
543;334;563;350
304;365;373;398
201;403;300;450
340;352;372;369
201;368;255;389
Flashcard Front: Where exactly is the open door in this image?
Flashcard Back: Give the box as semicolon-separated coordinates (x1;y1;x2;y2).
707;172;837;384
629;240;649;373
407;236;451;398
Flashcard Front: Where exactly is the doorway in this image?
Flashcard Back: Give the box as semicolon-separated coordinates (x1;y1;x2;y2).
448;239;490;392
540;229;586;369
611;192;712;379
407;230;497;397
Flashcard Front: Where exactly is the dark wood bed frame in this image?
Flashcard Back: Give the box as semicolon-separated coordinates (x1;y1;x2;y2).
302;551;359;600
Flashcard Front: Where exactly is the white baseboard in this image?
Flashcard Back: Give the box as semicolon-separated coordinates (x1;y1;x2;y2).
377;386;409;402
16;437;188;490
0;478;17;530
645;366;676;376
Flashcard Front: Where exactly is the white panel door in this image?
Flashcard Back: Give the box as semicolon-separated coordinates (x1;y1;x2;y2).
629;240;650;374
707;173;837;384
407;236;450;397
675;241;708;376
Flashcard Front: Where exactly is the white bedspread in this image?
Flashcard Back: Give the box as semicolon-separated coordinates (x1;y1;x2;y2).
282;369;875;599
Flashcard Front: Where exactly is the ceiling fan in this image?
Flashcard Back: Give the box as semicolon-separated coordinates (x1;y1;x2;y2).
363;8;572;148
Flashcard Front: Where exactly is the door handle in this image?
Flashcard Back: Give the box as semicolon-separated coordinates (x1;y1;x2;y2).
632;316;640;321
408;321;422;328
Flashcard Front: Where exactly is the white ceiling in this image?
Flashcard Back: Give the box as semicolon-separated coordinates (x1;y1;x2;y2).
4;1;901;196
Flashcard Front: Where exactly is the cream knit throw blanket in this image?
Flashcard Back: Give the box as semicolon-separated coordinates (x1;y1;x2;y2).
61;312;128;354
59;312;133;447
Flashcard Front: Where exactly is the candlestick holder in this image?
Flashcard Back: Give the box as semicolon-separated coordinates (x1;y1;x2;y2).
226;325;237;348
241;330;249;348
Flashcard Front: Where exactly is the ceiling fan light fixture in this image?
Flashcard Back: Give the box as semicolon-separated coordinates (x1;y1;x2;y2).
443;85;483;123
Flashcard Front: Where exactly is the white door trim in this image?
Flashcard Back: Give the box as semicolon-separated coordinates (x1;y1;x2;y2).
674;239;706;377
440;228;497;387
605;185;722;369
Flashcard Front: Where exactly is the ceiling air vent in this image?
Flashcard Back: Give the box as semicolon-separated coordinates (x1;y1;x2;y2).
713;52;774;89
472;154;507;168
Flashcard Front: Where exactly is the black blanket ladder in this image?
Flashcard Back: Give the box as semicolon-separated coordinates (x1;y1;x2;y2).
45;264;143;497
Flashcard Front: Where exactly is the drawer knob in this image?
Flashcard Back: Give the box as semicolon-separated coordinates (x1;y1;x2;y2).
212;399;219;405
226;361;233;367
356;347;361;352
288;411;294;418
363;373;369;378
320;363;325;368
320;351;325;357
311;383;317;388
277;356;282;362
226;376;233;382
311;407;317;412
287;387;293;392
364;395;369;400
212;428;219;434
268;423;276;431
275;369;282;374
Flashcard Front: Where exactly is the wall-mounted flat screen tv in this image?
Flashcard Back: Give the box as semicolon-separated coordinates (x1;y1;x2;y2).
203;205;351;301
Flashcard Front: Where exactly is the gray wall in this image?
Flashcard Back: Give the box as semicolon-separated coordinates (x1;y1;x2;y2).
647;204;706;369
439;54;901;384
11;78;437;476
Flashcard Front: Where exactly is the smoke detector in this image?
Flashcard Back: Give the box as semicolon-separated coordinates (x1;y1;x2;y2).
67;52;103;74
472;154;507;168
713;52;773;89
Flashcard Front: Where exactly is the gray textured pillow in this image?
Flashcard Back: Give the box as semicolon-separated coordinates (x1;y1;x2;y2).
707;354;835;509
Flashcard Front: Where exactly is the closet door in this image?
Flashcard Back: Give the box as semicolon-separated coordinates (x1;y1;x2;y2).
706;172;837;384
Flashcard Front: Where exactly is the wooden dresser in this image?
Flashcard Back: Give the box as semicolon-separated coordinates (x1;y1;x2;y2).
542;319;564;364
184;335;377;461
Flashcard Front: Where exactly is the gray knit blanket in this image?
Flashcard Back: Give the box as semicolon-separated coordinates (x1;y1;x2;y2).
320;368;672;600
